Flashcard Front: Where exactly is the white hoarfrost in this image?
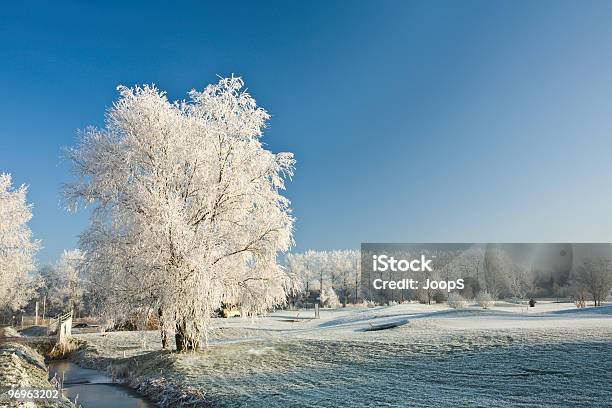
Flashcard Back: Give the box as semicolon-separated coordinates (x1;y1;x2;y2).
476;291;494;309
65;77;295;350
71;302;612;408
42;249;86;314
447;292;468;309
0;173;40;311
320;287;341;308
286;250;360;304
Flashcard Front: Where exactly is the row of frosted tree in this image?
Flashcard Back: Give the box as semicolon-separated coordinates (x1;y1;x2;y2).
0;173;103;321
285;250;361;307
285;246;612;308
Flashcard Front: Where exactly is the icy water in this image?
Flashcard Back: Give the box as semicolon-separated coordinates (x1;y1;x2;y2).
48;361;155;408
175;337;612;407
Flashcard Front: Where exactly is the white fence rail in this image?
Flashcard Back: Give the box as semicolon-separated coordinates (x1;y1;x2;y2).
47;311;72;336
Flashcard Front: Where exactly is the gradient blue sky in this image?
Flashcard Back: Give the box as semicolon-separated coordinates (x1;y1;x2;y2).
2;1;612;265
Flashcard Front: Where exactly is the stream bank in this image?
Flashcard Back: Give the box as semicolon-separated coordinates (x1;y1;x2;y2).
68;343;209;407
0;341;73;407
1;334;158;408
47;360;156;408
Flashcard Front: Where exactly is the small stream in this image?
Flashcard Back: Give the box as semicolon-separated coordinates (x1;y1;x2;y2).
48;360;156;408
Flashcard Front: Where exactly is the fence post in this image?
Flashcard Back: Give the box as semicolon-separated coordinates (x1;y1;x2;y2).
314;303;320;319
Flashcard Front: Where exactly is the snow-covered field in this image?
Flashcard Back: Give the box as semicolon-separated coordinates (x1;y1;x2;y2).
72;302;612;407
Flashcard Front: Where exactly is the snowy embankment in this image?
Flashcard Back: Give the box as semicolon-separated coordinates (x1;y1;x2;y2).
0;339;73;408
68;301;612;407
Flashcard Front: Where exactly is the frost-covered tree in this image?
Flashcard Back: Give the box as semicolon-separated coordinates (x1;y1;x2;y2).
286;250;360;305
572;258;612;306
415;248;456;305
322;250;360;305
58;250;85;308
457;246;486;289
286;250;321;294
320;287;340;308
37;250;87;317
56;250;86;314
65;77;295;350
483;248;512;299
333;250;360;305
0;173;40;312
508;264;532;304
37;264;61;314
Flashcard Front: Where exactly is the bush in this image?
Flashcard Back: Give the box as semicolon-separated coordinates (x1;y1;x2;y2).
320;287;341;308
356;299;377;308
476;291;494;309
48;338;84;359
447;292;468;309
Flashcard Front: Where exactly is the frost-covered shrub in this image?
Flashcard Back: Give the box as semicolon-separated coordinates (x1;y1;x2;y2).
388;300;399;306
320;287;340;308
447;293;468;309
356;299;377;308
476;291;494;309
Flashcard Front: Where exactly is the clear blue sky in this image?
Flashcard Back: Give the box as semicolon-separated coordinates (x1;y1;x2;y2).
2;1;612;265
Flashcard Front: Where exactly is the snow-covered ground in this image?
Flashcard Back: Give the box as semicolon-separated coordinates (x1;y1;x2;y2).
72;302;612;407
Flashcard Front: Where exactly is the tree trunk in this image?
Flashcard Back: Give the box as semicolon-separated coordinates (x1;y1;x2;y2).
161;330;169;349
158;308;168;349
175;318;199;352
175;322;187;352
